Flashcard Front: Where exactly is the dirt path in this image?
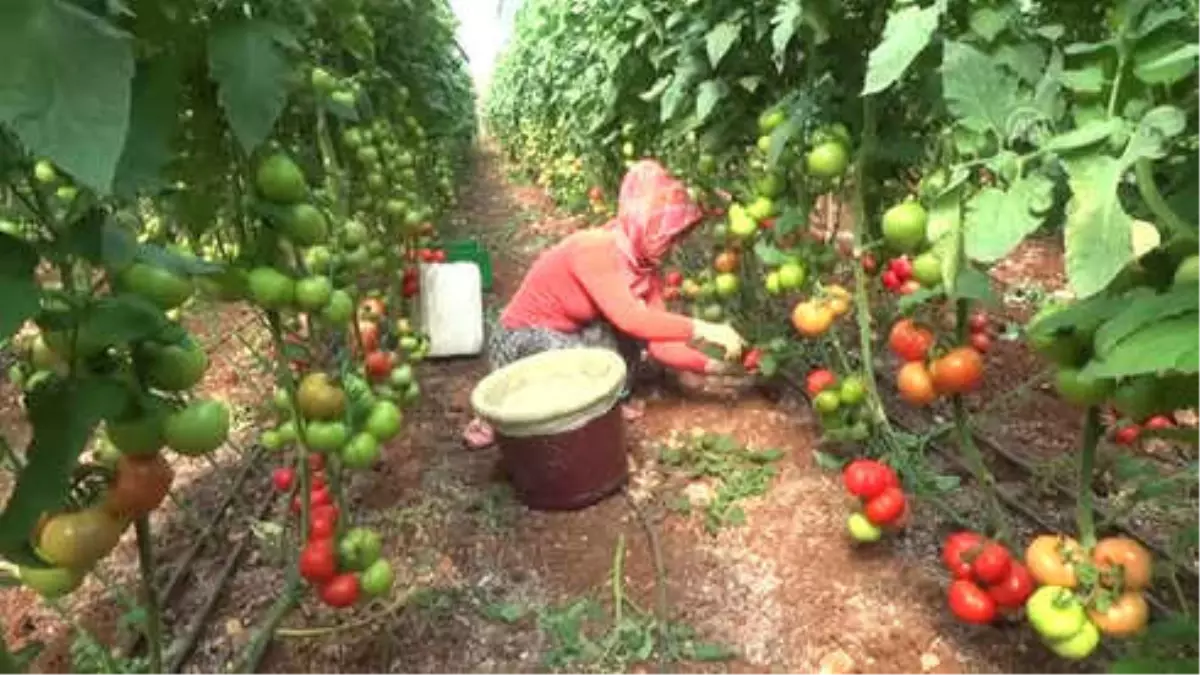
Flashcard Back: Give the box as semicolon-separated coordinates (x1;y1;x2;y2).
263;147;1081;674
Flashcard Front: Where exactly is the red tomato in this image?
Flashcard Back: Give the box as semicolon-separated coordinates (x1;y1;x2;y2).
311;503;339;525
881;270;900;290
311;475;327;492
861;254;877;274
948;580;997;625
1113;424;1141;445
971;542;1013;585
403;279;419;298
930;347;985;394
888;319;935;362
272;467;294;492
309;513;336;540
357;321;380;352
942;531;985;579
864;487;907;526
806;369;838;397
364;350;394;381
308;453;326;472
665;270;683;287
889;256;913;282
433;250;447;263
662;287;680;301
760;217;776;230
419;248;435;262
842;459;895;500
319;573;361;608
969;332;992;353
968;311;990;333
743;348;763;373
1144;415;1174;430
988;562;1035;609
311;485;332;508
299;539;336;583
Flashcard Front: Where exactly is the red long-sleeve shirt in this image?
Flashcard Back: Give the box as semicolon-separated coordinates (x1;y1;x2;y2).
500;230;710;372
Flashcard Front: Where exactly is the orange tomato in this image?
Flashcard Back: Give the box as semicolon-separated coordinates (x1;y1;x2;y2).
896;362;937;406
359;297;386;320
791;300;835;337
930;346;984;394
1088;591;1149;637
713;250;740;274
1025;534;1082;588
103;454;174;519
888;319;935;362
1093;537;1153;591
357;321;380;353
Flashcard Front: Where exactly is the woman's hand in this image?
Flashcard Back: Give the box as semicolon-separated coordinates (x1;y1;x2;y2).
691;320;745;360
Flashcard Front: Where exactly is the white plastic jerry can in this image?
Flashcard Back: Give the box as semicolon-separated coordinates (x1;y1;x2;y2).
418;262;485;358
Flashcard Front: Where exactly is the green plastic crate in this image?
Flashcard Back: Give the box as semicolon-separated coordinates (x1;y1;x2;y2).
441;238;493;291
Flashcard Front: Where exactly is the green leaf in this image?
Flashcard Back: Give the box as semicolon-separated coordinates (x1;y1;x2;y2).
690;641;737;662
705;22;741;69
0;0;135;193
811;450;843;471
660;77;688;123
737;76;762;92
113;57;182;198
207;19;293;154
1041;118;1125;152
950;267;997;305
968;5;1013;43
767;114;802;167
861;2;943;95
1094;286;1198;354
942;40;1019;137
995;43;1046;83
1059;67;1106;94
758;352;778;377
83;295;172;346
897;287;945;313
1084;313;1198;378
771;0;803;61
0;234;40;341
753;240;791;266
482;601;527;624
639;75;673;102
0;376;129;565
964;175;1054;263
695;80;726;124
1063;107;1186;297
1133;43;1199;85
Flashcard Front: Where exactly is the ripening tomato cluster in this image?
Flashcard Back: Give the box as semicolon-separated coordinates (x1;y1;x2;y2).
417;247;447;264
879;255;922;296
791;284;853;338
889;319;985;406
942;532;1034;626
807;368;871;441
841;459;907;543
1022;534;1153;659
1111;413;1175;446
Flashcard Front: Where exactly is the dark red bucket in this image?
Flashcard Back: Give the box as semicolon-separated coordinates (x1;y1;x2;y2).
497;405;628;511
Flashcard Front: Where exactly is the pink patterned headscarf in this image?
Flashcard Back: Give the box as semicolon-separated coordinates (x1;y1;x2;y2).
606;160;703;297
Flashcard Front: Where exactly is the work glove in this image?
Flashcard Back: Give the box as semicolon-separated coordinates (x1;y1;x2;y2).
691;320;745;361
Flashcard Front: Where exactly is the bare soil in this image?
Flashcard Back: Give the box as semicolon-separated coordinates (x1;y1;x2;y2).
0;147;1119;674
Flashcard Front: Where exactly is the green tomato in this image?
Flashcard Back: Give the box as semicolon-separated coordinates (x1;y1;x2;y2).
338;527;383;571
839;376;867;406
1046;620;1100;660
1027;302;1091;367
277;420;298;443
343;246;370;270
777;262;806;290
714;273;740;298
746;196;775;221
20;564;85;599
813;390;841;415
260;429;285;451
341;432;381;469
255;154;308;203
322;289;354;324
881;201;928;253
283;204;328;246
764;272;782;295
402;381;421;405
1174;255;1199;286
365;401;403;441
847;512;882;543
388;364;414;388
911;252;942;287
330;89;357;107
700;303;724;322
139;340;208;392
295;276;334;312
1026;586;1087;641
273;388;291;413
33;160;58;184
164;400;230;456
805;142;849;179
306;420;349;454
755;173;785;198
728;204;758;239
360;559;394;597
1054;368;1114;407
119;263;193;311
304;245;333;273
247;267;295;309
107;401;168;456
310;67;338;94
758;109;785;134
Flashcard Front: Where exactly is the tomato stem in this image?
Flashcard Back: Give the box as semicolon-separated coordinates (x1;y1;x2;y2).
134;515;163;674
1076;406;1102;549
951;395;1011;543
